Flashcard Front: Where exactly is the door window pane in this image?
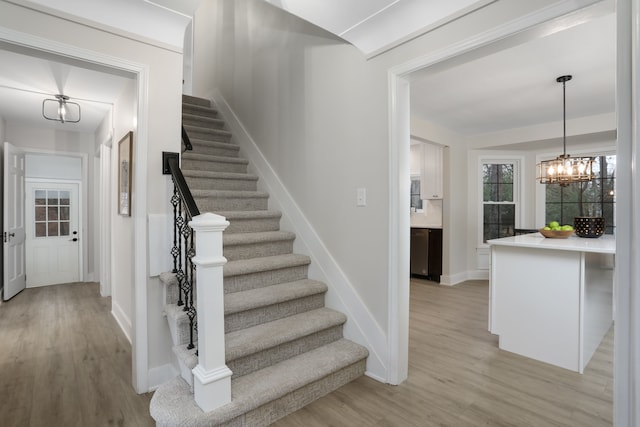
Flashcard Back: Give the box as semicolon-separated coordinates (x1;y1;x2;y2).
33;188;72;238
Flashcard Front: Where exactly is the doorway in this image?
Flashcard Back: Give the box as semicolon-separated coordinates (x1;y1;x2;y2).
388;0;622;394
25;180;81;287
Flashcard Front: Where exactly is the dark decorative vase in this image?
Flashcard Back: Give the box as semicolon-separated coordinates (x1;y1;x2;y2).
574;217;605;238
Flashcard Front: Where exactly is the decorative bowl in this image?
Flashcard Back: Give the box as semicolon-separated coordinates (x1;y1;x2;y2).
574;217;605;238
539;228;574;239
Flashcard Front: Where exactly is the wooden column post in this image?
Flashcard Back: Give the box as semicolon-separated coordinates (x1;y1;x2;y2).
189;212;232;412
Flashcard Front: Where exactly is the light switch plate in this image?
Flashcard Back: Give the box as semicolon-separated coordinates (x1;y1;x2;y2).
357;188;366;206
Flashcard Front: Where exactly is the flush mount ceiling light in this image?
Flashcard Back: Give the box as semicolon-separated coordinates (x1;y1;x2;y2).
42;94;81;123
537;75;594;187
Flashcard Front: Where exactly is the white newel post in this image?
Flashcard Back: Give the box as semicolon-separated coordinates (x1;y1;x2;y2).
189;213;232;412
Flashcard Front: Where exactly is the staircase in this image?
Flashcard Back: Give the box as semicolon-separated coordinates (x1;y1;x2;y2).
150;95;368;426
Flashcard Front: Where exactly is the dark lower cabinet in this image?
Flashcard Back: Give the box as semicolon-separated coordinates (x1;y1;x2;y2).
410;227;442;282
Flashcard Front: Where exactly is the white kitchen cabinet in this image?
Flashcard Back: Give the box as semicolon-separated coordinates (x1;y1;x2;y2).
420;142;443;199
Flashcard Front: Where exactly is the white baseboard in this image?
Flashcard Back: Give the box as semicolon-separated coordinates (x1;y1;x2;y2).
213;90;389;382
468;269;489;281
112;301;132;344
439;271;467;286
440;270;489;285
147;363;178;392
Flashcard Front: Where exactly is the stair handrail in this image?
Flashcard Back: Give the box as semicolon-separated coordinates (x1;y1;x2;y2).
167;156;199;219
182;125;193;152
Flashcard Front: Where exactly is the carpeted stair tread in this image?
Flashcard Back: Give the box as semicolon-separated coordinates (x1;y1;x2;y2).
182;152;248;165
182;103;218;116
218;210;282;221
149;339;368;427
225;308;345;361
184;124;232;139
182;113;226;129
191;189;267;198
184;169;256;179
188;138;240;151
224;254;310;278
223;230;295;247
182;95;210;107
184;170;258;182
224;279;327;316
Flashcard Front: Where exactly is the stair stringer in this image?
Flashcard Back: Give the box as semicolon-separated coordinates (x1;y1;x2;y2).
213;89;388;383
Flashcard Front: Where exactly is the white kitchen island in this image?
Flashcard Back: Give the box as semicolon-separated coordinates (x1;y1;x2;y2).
488;233;615;373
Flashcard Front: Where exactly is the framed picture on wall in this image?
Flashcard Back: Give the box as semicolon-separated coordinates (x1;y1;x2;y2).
118;131;133;216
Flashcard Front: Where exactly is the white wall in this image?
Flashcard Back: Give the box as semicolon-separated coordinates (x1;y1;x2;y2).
0;1;184;392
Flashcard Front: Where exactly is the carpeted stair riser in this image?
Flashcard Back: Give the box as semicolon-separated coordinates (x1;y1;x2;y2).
223;232;296;262
187;139;240;158
193;191;269;212
223;255;311;294
183;114;226;130
227;324;344;379
182;102;219;118
182;95;210;107
224;264;309;294
185;173;258;192
173;344;198;392
225;293;325;333
181;154;249;174
165;303;193;347
224;279;328;333
184;125;232;143
219;211;283;234
160;272;179;305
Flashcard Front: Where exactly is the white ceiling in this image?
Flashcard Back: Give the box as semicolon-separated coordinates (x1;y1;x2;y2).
0;44;134;133
0;1;616;142
263;0;496;57
409;12;616;136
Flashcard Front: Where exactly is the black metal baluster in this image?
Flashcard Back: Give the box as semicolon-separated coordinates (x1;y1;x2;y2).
165;151;200;353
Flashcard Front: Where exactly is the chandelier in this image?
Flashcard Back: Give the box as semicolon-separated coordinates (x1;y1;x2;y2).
42;94;81;123
537;75;594;186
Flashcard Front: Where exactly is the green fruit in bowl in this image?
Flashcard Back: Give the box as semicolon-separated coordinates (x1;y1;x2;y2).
561;225;573;231
549;221;560;228
543;226;551;230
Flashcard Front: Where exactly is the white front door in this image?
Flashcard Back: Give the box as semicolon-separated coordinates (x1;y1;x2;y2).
3;142;26;300
25;181;81;287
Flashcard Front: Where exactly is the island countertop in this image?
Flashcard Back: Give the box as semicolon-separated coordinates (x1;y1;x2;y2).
488;233;615;254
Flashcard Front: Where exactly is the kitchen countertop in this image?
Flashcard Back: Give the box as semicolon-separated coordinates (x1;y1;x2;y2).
488;233;615;254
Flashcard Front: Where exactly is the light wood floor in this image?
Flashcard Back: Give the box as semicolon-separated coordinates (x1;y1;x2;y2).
0;280;612;426
274;279;614;427
0;282;155;427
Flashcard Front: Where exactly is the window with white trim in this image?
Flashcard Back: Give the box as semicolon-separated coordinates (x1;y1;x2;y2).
481;160;519;243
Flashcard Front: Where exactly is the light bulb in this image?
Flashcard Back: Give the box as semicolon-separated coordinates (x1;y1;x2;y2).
578;162;585;173
58;101;67;122
548;166;555;175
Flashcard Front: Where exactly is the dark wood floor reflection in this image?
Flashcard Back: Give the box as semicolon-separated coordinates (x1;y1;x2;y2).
274;279;613;426
0;283;155;427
